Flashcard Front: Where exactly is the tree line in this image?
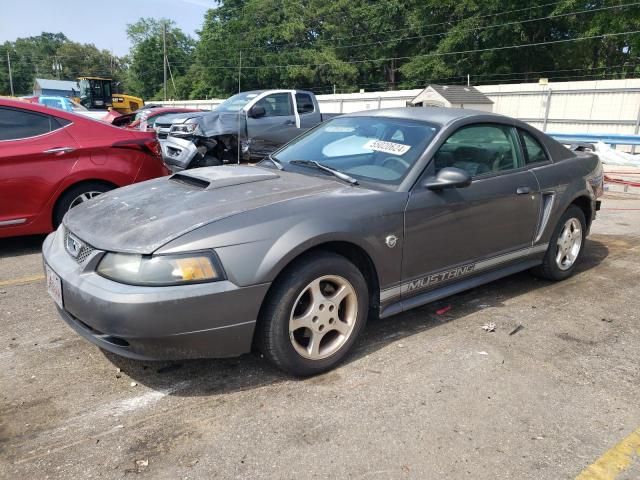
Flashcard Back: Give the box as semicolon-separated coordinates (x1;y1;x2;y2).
2;0;639;100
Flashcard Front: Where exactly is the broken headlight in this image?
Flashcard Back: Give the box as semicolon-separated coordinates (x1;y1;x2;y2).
97;251;225;286
170;123;198;135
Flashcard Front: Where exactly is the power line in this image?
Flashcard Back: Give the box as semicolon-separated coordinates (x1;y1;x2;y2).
256;0;569;47
325;1;640;52
235;30;640;70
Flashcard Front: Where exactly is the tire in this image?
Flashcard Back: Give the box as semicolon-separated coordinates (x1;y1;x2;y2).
531;205;586;281
257;251;369;376
53;182;113;228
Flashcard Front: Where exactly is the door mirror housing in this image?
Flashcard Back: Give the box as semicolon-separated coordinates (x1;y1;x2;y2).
423;167;472;190
249;105;266;118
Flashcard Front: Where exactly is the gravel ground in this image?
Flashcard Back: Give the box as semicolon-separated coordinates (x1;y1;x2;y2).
1;193;639;479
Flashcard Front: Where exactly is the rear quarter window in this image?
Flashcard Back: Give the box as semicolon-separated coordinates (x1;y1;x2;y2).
520;130;549;164
0;107;56;141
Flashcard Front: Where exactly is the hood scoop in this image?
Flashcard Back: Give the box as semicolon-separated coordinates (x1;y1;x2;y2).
169;165;279;190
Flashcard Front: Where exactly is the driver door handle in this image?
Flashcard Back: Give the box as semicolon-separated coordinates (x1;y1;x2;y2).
43;147;76;155
284;119;295;125
516;186;531;195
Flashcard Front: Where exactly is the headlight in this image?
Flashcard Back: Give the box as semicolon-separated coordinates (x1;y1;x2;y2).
97;251;224;286
170;123;198;135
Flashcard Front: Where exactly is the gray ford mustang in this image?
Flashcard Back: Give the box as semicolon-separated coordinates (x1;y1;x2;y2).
43;107;603;376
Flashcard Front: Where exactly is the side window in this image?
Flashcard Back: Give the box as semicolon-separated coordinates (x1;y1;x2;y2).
433;124;521;177
0;107;54;141
255;93;293;117
295;93;315;114
520;130;549;165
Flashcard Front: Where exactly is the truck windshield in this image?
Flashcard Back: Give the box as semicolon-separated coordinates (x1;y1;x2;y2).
274;116;439;185
79;79;90;98
216;92;261;112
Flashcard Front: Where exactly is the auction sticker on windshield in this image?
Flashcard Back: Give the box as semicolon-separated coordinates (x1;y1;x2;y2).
364;139;411;155
46;264;63;309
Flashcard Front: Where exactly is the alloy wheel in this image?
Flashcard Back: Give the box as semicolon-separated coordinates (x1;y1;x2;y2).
289;275;358;360
555;217;582;270
68;191;103;210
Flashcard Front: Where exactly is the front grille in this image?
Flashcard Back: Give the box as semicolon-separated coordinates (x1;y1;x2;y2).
64;228;96;264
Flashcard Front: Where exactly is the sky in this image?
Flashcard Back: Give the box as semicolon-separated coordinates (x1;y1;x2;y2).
0;0;216;56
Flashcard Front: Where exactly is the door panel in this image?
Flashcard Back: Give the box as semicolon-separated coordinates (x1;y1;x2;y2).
402;171;540;288
246;93;299;156
295;92;321;129
0;127;79;226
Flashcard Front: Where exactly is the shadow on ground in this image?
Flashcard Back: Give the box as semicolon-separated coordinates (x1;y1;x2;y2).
0;235;46;258
104;238;610;397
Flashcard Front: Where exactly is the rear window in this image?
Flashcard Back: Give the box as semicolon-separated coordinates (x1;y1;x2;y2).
0;107;57;141
295;93;315;114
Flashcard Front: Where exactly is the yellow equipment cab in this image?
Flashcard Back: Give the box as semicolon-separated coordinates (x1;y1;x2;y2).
75;77;144;114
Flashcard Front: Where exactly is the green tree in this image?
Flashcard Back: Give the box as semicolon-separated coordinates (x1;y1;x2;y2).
0;33;128;96
193;0;359;98
126;18;195;100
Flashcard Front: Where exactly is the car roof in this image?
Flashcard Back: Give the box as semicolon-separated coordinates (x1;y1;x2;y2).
0;97;67;115
343;107;509;126
1;97;102;124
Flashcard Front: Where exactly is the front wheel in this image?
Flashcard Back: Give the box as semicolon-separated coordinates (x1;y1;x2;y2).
531;205;586;281
53;182;113;228
257;252;369;376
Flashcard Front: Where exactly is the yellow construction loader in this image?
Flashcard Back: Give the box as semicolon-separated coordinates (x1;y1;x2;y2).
73;77;144;114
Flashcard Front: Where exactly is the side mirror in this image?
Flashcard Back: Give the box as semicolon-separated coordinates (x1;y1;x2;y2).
249;105;266;118
423;167;472;190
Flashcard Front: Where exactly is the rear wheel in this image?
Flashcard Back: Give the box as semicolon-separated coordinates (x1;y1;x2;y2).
257;252;369;376
531;205;586;281
53;182;113;228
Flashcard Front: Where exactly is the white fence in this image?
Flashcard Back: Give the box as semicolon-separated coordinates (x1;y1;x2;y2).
153;78;640;139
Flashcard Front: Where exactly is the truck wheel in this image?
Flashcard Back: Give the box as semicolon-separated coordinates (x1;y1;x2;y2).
53;182;113;228
531;205;586;281
257;252;369;376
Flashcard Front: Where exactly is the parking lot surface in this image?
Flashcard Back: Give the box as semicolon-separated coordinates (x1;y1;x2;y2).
1;193;639;479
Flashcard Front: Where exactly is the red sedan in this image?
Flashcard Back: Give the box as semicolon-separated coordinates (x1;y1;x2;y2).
0;98;170;238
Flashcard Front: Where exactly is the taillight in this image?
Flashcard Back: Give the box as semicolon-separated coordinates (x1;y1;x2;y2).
143;138;162;158
112;137;162;158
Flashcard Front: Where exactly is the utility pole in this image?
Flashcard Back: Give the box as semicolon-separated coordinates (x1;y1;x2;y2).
7;51;14;96
467;74;470;87
163;21;167;101
238;50;242;93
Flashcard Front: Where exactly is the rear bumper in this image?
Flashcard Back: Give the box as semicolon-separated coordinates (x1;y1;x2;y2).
42;229;270;360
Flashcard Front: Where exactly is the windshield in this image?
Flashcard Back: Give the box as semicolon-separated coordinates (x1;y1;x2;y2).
40;98;64;110
274;116;439;185
216;92;261;112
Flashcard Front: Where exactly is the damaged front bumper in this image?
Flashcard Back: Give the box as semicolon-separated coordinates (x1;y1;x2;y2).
160;136;200;172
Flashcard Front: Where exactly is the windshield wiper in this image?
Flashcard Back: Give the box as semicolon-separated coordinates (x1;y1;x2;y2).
289;160;358;185
263;154;284;170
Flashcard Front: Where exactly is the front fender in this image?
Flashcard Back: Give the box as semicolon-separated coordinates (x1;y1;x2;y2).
157;191;407;290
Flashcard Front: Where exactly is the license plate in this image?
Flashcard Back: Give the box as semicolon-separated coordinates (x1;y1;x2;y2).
45;264;63;309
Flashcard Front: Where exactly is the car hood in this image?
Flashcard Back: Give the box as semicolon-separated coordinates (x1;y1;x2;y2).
160;111;210;126
63;165;343;254
187;111;245;137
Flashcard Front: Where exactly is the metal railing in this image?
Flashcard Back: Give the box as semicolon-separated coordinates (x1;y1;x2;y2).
549;132;640;148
